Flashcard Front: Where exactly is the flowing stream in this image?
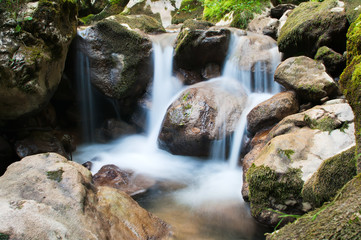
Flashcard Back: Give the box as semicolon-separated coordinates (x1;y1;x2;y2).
75;31;281;239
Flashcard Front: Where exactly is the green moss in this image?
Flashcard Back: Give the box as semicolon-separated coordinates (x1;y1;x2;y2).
278;149;295;161
203;0;270;29
302;146;357;208
172;0;204;24
304;114;342;133
0;233;9;240
169;91;193;126
46;168;64;182
247;164;303;217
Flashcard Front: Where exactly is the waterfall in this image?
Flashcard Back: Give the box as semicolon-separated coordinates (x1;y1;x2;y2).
76;43;95;142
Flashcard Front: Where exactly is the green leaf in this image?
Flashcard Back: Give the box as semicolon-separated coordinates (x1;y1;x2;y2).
24;16;33;21
15;24;21;32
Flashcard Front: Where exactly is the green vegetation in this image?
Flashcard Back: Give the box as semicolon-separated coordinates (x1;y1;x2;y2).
203;0;270;29
172;0;204;24
0;0;33;32
0;233;9;240
304;114;346;134
277;149;295;160
47;169;64;182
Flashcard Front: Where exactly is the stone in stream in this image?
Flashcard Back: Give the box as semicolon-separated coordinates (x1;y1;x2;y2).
0;0;77;120
159;78;248;157
244;101;355;227
93;164;156;196
0;153;171;239
274;56;339;103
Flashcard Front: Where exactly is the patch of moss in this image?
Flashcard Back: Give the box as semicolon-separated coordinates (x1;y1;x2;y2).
247;164;303;217
172;0;204;24
46;168;64;182
304;114;341;133
302;146;357;208
278;149;295;160
0;233;9;240
169;91;193;126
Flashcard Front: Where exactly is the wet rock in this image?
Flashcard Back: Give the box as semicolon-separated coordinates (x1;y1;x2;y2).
278;0;349;59
14;131;68;159
93;164;156;196
174;22;230;84
0;0;77;120
247;16;279;40
315;46;346;78
159;78;248;157
95;118;137;142
270;4;296;19
244;102;355;226
267;173;361;239
247;91;299;136
77;20;152;111
0;153;172;239
274;56;339;103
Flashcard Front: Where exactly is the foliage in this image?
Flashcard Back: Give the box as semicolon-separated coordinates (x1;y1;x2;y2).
277;149;295;160
0;0;33;32
0;233;9;240
203;0;270;29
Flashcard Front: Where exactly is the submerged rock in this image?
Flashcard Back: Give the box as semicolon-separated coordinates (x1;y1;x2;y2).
93;164;156;196
274;56;339;103
278;0;348;59
0;153;171;239
267;173;361;239
247;91;299;136
159;78;247;157
244;102;355;226
0;0;77;120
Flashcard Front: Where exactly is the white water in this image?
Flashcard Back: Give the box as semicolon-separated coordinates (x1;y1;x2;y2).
74;31;281;239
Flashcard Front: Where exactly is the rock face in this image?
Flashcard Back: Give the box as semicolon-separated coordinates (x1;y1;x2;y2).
315;46;346;78
274;56;339;103
159;78;248;157
266;173;361;240
0;153;171;239
340;14;361;174
244;102;355;226
247;91;299;136
93;164;156;196
302;146;357;208
0;0;77;120
173;21;230;84
77;19;152;106
278;0;349;59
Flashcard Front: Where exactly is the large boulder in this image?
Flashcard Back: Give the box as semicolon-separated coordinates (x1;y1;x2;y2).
173;21;230;84
77;19;152;110
0;0;77;120
340;14;361;173
158;78;248;157
245;102;355;226
274;56;339;103
278;0;349;59
0;153;171;239
302;146;357;208
247;91;299;136
266;173;361;240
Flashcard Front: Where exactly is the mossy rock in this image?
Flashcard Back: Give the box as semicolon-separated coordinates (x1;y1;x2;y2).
171;0;204;24
340;14;361;173
246;164;304;226
109;14;165;33
267;173;361;239
302;146;357;208
278;0;349;59
181;19;214;31
315;46;346;78
344;0;361;24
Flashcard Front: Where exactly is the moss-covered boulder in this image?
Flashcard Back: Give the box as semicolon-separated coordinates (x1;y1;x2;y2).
315;46;346;78
77;20;152;108
79;0;130;25
267;173;361;239
274;56;339;103
171;0;203;24
0;0;77;120
278;0;349;59
244;102;355;226
173;21;230;84
107;14;165;33
302;146;357;208
340;14;361;173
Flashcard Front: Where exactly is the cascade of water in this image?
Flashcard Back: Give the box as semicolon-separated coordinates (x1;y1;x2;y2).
147;33;183;149
76;44;95;142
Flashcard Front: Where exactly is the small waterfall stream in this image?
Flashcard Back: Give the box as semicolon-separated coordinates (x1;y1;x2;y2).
74;31;281;239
